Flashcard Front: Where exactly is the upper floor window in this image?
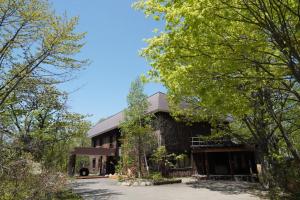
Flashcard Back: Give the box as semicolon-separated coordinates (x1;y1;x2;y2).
99;138;103;146
92;139;97;147
109;135;114;148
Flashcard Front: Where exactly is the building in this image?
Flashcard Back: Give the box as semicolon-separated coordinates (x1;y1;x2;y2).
69;92;257;179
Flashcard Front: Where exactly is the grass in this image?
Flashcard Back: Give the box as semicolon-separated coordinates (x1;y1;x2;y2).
51;190;82;200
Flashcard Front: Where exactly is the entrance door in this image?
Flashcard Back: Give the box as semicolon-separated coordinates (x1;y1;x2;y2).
106;156;116;174
208;152;230;175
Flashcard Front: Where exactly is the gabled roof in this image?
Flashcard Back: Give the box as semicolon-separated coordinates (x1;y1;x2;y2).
87;92;169;138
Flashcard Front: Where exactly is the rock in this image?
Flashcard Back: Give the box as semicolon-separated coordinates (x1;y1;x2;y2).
140;182;146;186
121;182;131;186
145;181;152;186
133;182;139;186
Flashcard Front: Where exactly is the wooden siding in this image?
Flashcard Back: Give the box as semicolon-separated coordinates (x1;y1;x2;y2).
72;147;116;156
155;112;211;153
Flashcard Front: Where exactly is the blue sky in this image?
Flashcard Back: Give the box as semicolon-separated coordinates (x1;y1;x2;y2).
50;0;166;123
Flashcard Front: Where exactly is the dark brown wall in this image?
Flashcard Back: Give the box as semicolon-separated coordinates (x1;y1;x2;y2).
91;112;211;154
154;112;211;153
91;129;120;149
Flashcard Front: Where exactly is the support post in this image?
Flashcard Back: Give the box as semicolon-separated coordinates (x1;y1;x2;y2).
228;152;234;180
190;151;195;174
68;154;76;176
204;152;209;179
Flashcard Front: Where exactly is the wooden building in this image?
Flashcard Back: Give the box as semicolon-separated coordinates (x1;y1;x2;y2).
69;92;257;179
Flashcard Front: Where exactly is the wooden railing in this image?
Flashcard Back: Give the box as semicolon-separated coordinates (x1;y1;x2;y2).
191;137;237;147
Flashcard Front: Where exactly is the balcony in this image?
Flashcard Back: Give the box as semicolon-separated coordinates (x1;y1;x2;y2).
191;137;240;147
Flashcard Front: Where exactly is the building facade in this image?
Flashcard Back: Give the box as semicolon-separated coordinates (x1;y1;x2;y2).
69;92;257;179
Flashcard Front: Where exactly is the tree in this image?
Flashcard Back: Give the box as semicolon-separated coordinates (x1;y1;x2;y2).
0;77;91;199
135;0;300;196
151;146;185;177
119;78;155;178
1;77;90;166
0;0;87;108
0;1;90;198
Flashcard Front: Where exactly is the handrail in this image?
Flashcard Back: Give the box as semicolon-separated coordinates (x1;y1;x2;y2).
190;137;236;147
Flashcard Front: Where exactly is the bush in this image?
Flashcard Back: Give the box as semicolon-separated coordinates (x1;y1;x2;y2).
151;172;163;181
0;151;70;200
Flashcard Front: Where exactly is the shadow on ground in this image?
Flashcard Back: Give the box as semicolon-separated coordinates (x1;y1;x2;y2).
70;180;102;187
186;180;267;198
73;188;122;200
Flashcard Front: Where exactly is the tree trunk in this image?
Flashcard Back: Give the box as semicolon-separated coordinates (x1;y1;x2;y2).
144;151;149;176
138;135;142;178
68;154;76;176
266;101;300;165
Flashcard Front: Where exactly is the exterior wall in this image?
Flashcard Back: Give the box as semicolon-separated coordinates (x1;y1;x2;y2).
88;112;212;174
85;111;258;178
89;129;119;174
88;155;108;175
90;112;211;155
154;112;211;154
91;129;119;149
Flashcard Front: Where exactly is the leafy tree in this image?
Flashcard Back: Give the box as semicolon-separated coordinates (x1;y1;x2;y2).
151;146;184;177
0;1;89;198
0;0;87;108
135;0;300;196
119;78;155;178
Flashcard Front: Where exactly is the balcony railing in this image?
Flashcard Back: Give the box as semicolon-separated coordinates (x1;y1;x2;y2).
191;137;239;147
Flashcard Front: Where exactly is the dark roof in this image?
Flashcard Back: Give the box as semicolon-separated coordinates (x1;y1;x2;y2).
87;92;169;138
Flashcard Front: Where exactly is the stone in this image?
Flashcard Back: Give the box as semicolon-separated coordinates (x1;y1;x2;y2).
121;182;131;186
133;182;139;186
145;182;152;186
140;182;146;186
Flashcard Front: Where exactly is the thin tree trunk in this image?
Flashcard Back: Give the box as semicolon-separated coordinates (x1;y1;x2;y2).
265;97;300;165
144;151;149;176
138;135;142;178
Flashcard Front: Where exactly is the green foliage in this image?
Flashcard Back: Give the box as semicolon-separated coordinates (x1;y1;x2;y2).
1;78;91;171
149;172;163;181
0;0;88;107
135;0;300;196
75;155;90;173
151;146;185;176
0;0;89;199
119;77;156;178
0;150;69;200
51;190;82;200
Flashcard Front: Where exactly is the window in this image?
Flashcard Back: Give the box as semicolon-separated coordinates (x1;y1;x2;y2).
99;138;103;146
109;136;114;148
92;139;96;147
92;158;96;168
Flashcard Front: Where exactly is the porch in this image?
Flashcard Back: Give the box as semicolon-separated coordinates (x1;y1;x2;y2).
68;147;117;176
191;137;257;181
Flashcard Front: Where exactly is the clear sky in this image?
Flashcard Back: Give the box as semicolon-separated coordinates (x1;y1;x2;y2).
49;0;166;124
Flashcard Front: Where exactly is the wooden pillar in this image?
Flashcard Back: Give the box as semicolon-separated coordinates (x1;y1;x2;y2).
228;152;234;180
191;151;195;174
204;152;209;178
99;156;103;175
68;154;76;176
201;152;205;174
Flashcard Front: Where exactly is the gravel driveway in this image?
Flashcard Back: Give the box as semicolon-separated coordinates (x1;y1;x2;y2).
70;178;266;200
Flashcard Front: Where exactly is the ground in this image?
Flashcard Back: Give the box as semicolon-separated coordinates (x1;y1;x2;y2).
70;178;266;200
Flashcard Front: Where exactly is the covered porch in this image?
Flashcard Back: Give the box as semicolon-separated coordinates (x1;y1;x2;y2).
68;147;117;176
191;138;257;181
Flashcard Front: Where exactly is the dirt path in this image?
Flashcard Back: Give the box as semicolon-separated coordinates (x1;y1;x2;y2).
70;178;266;200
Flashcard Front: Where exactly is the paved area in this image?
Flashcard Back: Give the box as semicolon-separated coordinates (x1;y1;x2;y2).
70;178;266;200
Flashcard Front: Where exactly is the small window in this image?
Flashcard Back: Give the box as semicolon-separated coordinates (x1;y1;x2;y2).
99;138;103;146
109;136;114;148
92;158;96;168
92;139;96;147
